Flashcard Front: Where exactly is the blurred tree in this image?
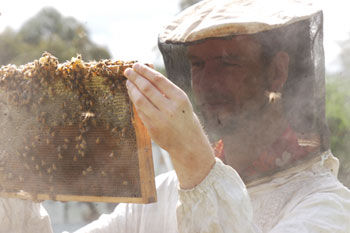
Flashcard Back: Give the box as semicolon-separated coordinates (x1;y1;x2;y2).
0;7;110;66
326;74;350;187
325;34;350;187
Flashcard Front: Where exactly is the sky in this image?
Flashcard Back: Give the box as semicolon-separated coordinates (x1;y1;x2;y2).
0;0;350;73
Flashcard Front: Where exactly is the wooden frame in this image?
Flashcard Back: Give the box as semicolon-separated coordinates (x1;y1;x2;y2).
0;57;157;204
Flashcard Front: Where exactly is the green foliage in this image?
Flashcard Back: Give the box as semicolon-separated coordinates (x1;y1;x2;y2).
326;75;350;186
326;76;350;131
0;7;110;65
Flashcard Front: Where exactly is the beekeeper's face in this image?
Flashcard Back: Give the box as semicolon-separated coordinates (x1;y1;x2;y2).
188;36;275;135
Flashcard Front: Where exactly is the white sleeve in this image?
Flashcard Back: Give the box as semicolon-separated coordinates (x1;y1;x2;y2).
73;171;179;233
176;158;260;233
269;181;350;233
73;202;143;233
0;197;53;233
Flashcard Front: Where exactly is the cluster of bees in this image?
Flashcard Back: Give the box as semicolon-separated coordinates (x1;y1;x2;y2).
0;53;141;199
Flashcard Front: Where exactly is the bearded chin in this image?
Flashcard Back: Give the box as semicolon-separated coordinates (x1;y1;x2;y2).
201;111;239;141
201;98;271;141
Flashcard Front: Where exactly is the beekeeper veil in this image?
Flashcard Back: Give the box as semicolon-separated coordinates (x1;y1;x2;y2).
158;0;330;181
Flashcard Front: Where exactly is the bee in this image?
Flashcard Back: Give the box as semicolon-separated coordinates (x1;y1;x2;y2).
95;137;101;144
105;122;110;130
266;91;282;104
52;164;57;170
111;128;118;134
39;96;45;104
80;143;86;149
86;166;92;172
122;127;127;137
82;111;95;121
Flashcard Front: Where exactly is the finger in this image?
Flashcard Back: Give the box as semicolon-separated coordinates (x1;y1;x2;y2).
126;80;160;119
131;63;183;99
124;69;171;110
135;108;153;129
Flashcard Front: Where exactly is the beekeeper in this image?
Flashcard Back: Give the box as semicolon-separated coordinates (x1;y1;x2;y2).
1;0;350;232
75;0;350;232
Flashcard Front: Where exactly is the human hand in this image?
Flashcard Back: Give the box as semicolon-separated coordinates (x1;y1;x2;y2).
124;64;215;189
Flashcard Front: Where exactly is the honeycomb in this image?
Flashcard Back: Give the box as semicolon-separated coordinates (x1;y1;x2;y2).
0;52;151;202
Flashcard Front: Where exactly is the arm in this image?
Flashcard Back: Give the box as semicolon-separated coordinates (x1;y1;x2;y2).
124;64;258;232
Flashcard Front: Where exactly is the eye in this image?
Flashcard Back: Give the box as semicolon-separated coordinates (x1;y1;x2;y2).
222;60;241;67
190;61;205;69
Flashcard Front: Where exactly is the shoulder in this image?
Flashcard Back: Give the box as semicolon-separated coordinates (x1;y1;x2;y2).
272;177;350;232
